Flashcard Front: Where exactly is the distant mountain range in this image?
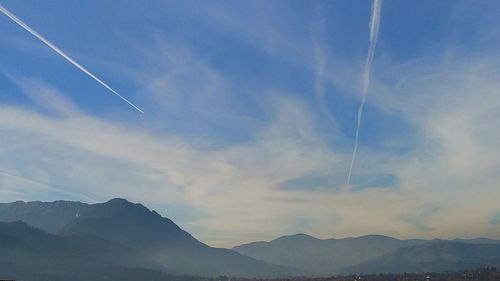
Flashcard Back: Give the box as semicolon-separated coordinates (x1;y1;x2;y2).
344;240;500;274
233;234;423;275
233;234;500;275
1;198;500;280
0;198;300;280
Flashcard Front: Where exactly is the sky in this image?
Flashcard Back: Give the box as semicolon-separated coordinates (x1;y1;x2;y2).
1;0;500;247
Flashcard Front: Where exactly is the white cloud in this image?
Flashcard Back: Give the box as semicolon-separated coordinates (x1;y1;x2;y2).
0;76;348;246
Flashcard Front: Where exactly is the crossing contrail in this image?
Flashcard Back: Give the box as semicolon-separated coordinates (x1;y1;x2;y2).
347;0;381;185
0;4;144;114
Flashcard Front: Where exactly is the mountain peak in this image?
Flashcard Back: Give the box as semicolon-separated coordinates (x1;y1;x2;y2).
106;198;132;205
103;198;141;210
290;233;316;238
104;198;151;211
353;234;399;241
275;233;319;242
84;198;152;218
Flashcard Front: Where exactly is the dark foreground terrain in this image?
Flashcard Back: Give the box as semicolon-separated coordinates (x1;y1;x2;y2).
2;268;499;281
221;268;500;281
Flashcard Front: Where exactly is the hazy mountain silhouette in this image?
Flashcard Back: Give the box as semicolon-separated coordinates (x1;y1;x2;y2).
452;237;500;244
233;234;424;275
233;234;500;275
3;198;500;278
60;198;300;277
0;198;301;278
344;240;500;274
0;221;180;281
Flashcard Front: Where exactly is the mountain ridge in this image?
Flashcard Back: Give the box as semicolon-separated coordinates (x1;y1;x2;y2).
0;200;92;233
343;240;500;274
2;198;500;278
0;198;302;278
233;233;500;275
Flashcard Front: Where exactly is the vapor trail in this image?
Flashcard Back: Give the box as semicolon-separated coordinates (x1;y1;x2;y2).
0;170;98;202
347;0;381;185
0;4;144;114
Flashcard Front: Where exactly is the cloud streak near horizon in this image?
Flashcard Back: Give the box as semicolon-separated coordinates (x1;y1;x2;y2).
0;170;97;203
0;4;144;114
347;0;382;185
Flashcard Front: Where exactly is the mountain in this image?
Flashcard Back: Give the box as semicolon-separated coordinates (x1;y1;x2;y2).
0;198;301;278
344;240;500;274
3;198;500;278
0;200;91;233
60;198;300;277
0;221;184;281
233;234;500;275
233;233;424;275
453;237;500;244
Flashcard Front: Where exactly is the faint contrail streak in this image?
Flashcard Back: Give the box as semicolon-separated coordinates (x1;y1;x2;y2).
0;170;98;202
0;4;144;114
313;39;337;127
347;0;381;185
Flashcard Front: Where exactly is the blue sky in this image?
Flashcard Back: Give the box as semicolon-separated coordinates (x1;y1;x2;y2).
1;0;500;247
